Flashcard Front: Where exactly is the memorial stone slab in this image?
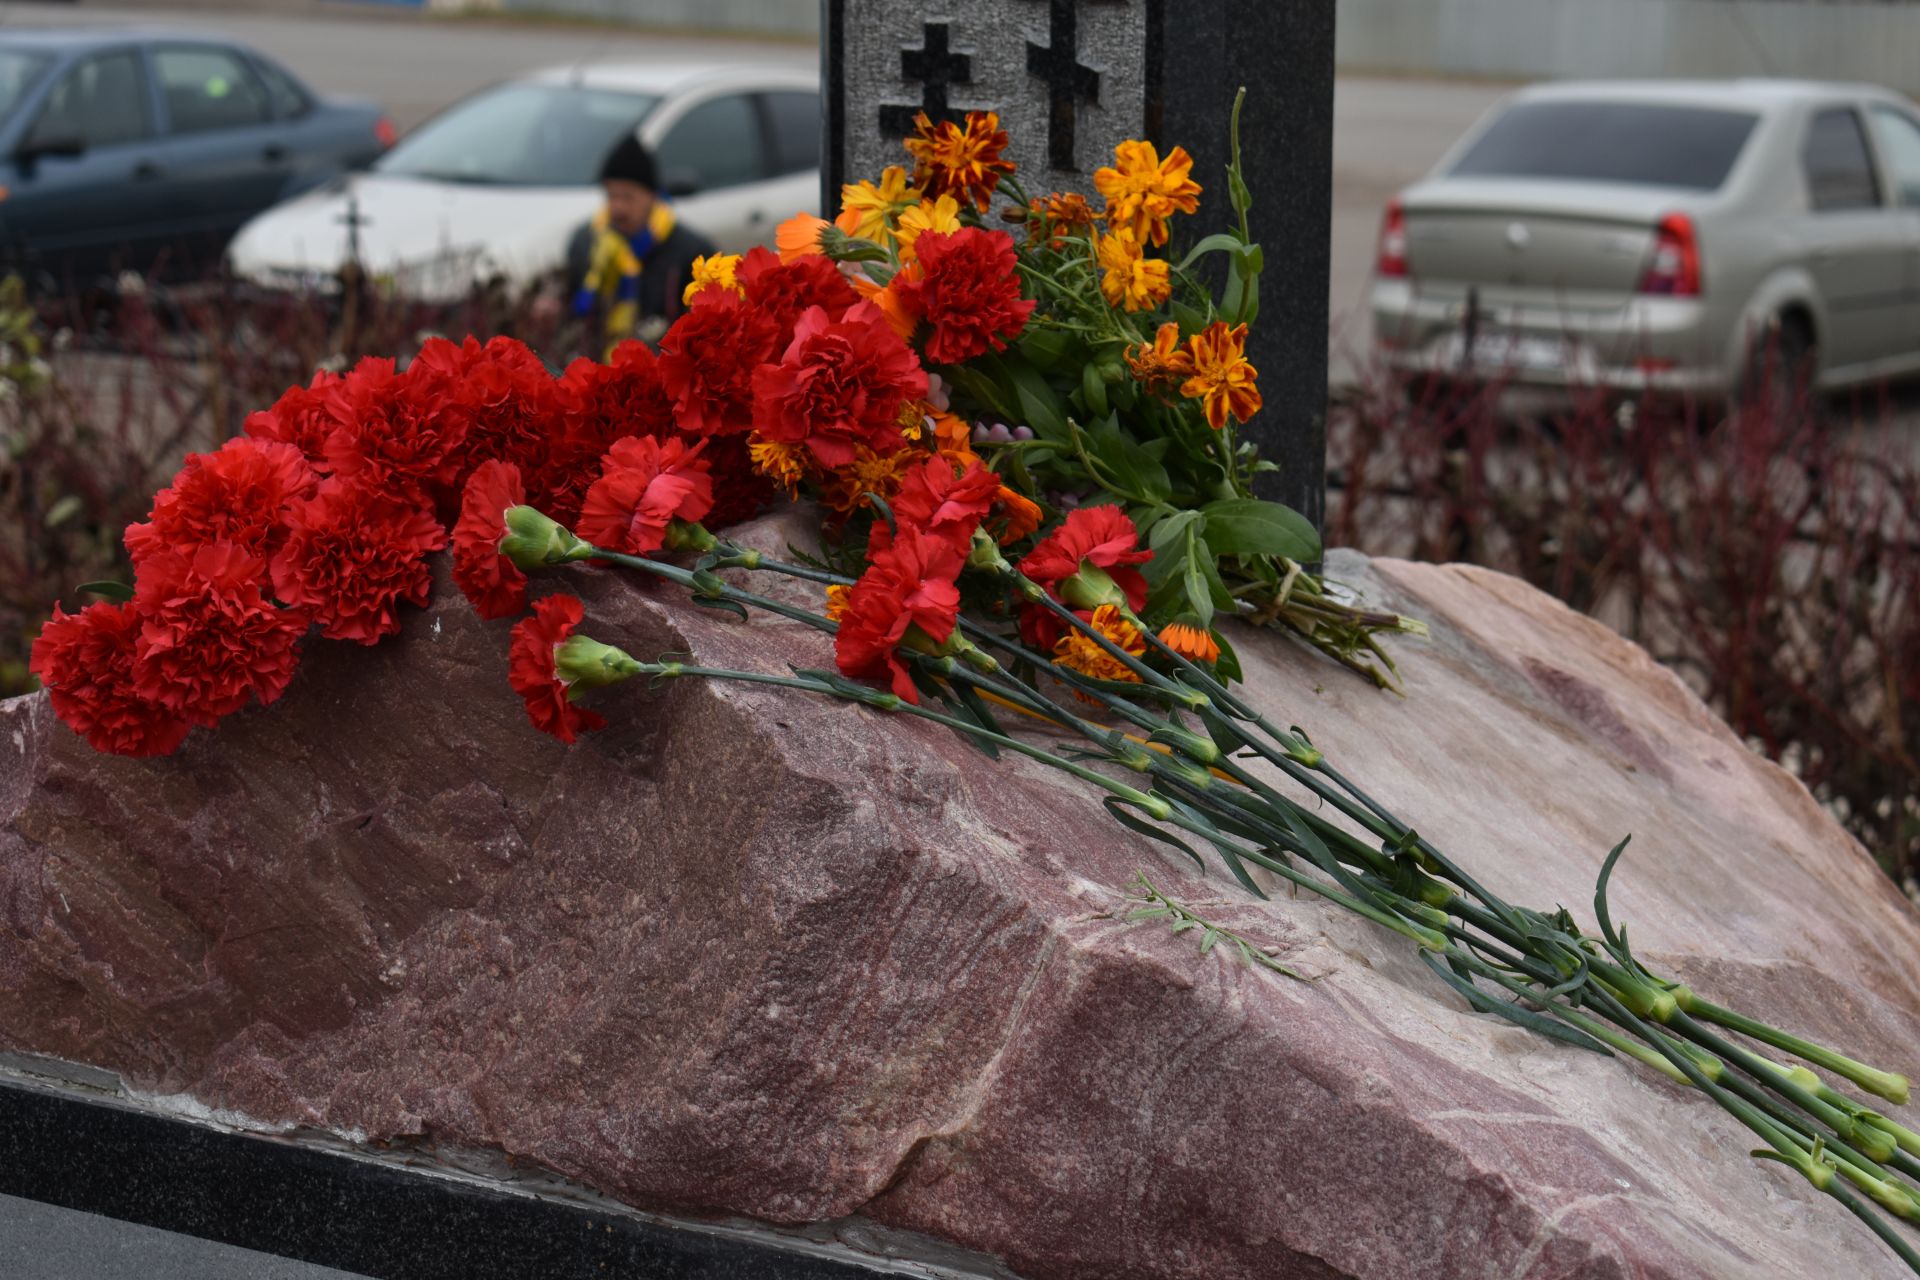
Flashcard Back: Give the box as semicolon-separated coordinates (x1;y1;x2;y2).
822;0;1335;530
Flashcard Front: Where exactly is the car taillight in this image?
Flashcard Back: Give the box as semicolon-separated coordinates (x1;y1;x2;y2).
374;117;398;149
1376;198;1409;278
1638;212;1702;296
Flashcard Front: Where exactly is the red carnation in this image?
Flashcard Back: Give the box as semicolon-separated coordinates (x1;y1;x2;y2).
576;435;715;555
699;432;777;531
898;228;1035;365
323;355;473;509
132;541;307;725
656;288;783;436
270;482;447;644
508;593;606;743
749;301;928;469
833;523;965;703
413;335;561;485
452;460;531;620
887;456;1001;556
737;245;859;337
30;602;192;757
124;436;318;568
1017;505;1152;650
544;342;679;523
244;370;341;473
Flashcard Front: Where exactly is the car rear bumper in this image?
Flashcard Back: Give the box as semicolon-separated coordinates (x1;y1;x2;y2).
1369;279;1734;398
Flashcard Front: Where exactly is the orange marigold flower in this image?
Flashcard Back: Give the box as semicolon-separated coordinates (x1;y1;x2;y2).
837;165;921;247
993;484;1043;543
1126;322;1195;393
1180;321;1262;430
1096;227;1171;312
1094;139;1201;247
904;110;1015;212
748;433;812;497
930;409;981;469
1052;604;1145;683
824;583;852;622
1158;621;1221;664
682;253;743;305
822;445;919;515
1019;192;1100;247
895;194;962;262
777;211;831;262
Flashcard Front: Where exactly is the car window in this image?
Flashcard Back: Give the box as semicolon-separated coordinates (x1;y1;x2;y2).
154;45;272;135
1803;107;1881;212
762;90;820;175
1867;107;1920;208
253;56;311;120
28;51;152;149
655;95;762;193
0;50;55;129
1448;101;1758;191
377;83;657;187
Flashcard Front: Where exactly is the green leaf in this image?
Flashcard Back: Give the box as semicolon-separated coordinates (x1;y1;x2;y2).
1147;508;1202;555
1000;353;1069;440
1018;326;1076;372
1197;498;1321;563
75;579;134;603
1182;527;1213;629
1199;928;1219;956
1174;232;1249;273
1079;360;1110;420
1086;417;1170;504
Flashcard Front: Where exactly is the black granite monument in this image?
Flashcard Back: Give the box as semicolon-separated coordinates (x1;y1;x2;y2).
822;0;1336;531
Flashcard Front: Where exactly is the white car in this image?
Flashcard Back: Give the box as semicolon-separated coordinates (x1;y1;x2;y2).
227;62;820;301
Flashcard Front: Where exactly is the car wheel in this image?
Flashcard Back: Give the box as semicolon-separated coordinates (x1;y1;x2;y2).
1738;314;1816;424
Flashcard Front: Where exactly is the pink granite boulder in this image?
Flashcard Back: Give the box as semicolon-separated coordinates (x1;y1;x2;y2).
2;508;1917;1278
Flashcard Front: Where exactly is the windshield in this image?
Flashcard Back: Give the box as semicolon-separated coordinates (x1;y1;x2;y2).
1450;100;1760;191
377;83;659;186
0;49;54;127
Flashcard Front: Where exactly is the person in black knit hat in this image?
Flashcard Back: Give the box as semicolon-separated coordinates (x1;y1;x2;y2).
568;133;716;350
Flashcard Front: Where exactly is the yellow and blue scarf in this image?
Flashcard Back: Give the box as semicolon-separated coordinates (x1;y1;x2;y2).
572;202;677;350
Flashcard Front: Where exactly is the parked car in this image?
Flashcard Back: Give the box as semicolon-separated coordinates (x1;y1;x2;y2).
227;63;821;303
0;28;392;285
1371;79;1920;406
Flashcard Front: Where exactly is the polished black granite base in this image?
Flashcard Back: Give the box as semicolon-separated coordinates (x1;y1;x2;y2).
0;1072;940;1280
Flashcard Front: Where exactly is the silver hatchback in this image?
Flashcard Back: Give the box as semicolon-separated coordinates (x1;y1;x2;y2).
1371;79;1920;403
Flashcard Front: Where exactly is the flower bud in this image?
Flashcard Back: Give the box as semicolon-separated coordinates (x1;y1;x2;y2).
1059;563;1126;610
552;635;643;691
500;506;591;570
663;519;718;554
968;527;1012;575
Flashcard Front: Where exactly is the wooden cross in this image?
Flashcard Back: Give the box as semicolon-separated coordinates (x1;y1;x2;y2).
878;22;972;138
1024;0;1119;171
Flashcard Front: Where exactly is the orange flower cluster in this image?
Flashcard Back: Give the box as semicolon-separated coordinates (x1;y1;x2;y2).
1124;321;1262;430
903;110;1015;211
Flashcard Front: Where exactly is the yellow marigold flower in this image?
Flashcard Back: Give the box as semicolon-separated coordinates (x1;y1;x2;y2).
1158;621;1221;664
748;433;811;498
904;110;1015;212
895;194;962;262
1179;321;1262;430
824;584;852;623
1126;321;1195;393
823;445;918;515
1052;604;1145;683
837;165;921;248
777;211;831;262
1094;139;1201;247
682;253;743;305
1096;228;1171;313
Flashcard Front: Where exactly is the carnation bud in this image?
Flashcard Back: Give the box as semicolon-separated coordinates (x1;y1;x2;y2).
663;519;718;554
1059;563;1127;610
501;506;591;570
967;527;1012;575
552;635;643;691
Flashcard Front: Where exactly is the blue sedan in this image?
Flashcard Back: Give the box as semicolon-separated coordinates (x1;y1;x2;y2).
0;29;393;285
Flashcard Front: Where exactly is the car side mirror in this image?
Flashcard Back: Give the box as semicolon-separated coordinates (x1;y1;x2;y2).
662;168;700;198
16;133;86;172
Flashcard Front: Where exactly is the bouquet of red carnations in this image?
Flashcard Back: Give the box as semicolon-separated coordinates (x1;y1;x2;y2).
27;102;1920;1274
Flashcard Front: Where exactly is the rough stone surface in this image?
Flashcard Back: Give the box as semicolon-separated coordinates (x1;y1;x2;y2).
3;512;1919;1280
